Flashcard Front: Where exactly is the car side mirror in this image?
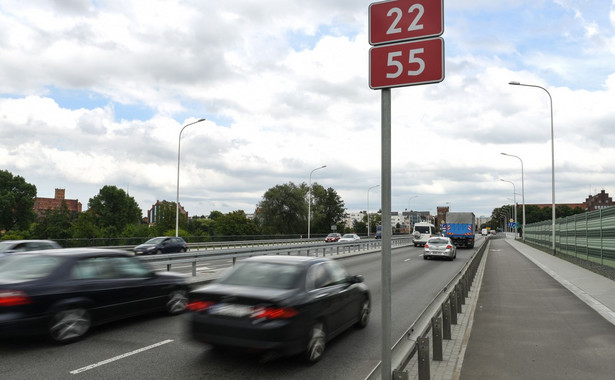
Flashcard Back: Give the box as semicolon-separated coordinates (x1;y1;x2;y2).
350;275;364;283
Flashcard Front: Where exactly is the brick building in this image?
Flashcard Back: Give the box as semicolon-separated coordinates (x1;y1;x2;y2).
147;200;188;226
584;189;614;211
33;188;82;216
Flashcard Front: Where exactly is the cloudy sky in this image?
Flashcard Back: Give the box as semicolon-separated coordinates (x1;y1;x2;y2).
1;0;614;220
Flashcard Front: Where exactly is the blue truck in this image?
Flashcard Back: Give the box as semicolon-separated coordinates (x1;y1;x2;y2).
444;212;475;248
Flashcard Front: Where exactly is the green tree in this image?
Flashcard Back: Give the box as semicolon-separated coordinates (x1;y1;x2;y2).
256;182;307;235
0;170;37;233
208;210;224;221
32;202;73;239
88;185;142;237
216;210;259;236
310;184;346;234
188;215;216;238
70;210;101;239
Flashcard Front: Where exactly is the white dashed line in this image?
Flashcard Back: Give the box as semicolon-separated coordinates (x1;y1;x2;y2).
70;339;173;374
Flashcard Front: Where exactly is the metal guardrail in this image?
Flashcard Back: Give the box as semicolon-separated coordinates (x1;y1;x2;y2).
138;237;411;276
365;237;488;380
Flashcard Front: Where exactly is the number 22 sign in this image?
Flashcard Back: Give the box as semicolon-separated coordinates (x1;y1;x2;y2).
369;0;443;46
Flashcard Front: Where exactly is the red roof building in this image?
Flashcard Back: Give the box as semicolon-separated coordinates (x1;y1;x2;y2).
33;188;82;216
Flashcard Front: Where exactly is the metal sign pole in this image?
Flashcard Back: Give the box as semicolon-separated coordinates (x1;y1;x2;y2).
381;88;392;379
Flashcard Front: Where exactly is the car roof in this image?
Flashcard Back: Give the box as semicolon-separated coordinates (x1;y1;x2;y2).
11;248;132;258
0;239;59;244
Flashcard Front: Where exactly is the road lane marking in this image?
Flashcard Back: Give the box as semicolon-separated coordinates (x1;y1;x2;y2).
70;339;173;374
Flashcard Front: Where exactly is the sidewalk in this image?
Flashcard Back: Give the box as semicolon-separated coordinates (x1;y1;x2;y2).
459;237;615;379
406;235;615;380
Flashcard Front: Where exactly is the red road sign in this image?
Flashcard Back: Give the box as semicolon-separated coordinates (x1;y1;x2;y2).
369;37;444;89
369;0;443;46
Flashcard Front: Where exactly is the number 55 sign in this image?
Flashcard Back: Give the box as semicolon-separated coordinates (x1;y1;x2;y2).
369;0;444;89
369;37;443;89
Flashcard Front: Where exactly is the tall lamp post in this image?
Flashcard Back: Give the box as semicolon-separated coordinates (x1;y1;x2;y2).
367;185;380;237
509;81;555;254
176;118;206;237
501;179;517;239
308;165;326;239
408;195;419;236
501;152;525;242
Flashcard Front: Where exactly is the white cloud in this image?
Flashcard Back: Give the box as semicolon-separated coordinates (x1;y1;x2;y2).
1;0;614;220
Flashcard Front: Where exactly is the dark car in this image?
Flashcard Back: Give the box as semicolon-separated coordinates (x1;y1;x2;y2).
134;236;188;255
187;255;370;363
324;233;342;243
0;240;61;259
0;248;189;343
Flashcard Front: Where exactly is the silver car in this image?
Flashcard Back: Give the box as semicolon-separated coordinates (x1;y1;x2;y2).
423;237;456;260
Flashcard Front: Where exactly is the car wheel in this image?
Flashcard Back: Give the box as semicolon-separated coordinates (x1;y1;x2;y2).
156;249;163;255
49;307;91;343
304;322;326;363
180;248;187;253
166;290;188;315
356;299;370;328
423;255;428;260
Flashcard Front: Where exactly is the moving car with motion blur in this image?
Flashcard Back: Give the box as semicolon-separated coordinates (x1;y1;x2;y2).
324;233;342;243
338;233;361;242
0;248;189;343
187;255;370;363
423;236;457;260
0;240;61;259
134;236;188;255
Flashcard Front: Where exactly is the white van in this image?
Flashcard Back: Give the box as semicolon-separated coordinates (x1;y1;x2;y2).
412;222;436;246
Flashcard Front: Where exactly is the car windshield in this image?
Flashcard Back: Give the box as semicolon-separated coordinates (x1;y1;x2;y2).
0;254;64;280
327;234;338;237
0;241;15;253
415;226;431;233
428;238;449;244
342;234;354;238
144;237;165;244
217;262;302;290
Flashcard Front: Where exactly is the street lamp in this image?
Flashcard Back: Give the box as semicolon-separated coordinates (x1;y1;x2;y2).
500;179;517;239
501;152;525;242
367;185;380;237
308;165;326;239
408;195;419;236
176;118;206;237
509;81;555;254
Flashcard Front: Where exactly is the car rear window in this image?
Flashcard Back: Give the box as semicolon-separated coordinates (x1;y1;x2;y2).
415;226;431;233
0;255;64;280
428;238;449;244
217;262;301;289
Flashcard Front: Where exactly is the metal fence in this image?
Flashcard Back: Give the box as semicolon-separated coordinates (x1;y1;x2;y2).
523;207;615;268
365;236;487;380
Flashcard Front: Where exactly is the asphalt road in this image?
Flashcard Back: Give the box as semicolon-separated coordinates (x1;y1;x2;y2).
1;241;482;380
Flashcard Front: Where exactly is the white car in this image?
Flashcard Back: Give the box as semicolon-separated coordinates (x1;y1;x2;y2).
338;233;361;242
423;237;457;261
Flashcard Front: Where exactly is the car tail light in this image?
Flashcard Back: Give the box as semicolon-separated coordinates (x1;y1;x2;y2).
251;306;298;320
424;243;429;248
446;245;452;249
187;300;215;312
0;290;32;306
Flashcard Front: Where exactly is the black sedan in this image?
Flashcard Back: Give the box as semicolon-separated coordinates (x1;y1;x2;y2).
134;236;188;255
0;248;189;343
187;255;370;363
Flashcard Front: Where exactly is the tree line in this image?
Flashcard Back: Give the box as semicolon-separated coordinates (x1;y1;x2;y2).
0;170;351;243
485;203;586;232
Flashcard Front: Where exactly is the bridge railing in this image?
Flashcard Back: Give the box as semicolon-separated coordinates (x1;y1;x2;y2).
365;237;488;380
137;237;411;276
